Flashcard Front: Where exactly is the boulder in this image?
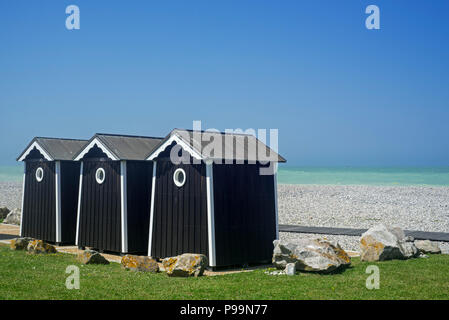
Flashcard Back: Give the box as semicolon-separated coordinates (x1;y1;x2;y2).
3;208;21;225
414;240;441;254
77;250;109;265
121;255;158;272
360;225;420;261
162;253;208;277
10;237;33;250
27;239;57;254
0;207;10;220
272;239;351;273
399;241;420;259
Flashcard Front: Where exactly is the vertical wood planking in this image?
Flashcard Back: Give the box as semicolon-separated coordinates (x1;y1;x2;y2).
21;161;56;242
78;161;121;252
151;159;209;260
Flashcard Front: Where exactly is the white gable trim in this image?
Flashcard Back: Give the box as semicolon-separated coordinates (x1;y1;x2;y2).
74;137;118;161
146;134;203;161
18;141;53;161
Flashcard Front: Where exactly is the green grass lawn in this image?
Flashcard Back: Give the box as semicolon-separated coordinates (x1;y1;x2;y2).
1;244;448;300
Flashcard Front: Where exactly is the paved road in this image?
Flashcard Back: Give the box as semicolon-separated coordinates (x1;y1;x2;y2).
0;234;17;241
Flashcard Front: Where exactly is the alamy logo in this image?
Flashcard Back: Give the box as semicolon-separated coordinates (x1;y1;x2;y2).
365;265;380;289
66;5;80;30
168;121;280;176
365;5;380;30
65;265;80;289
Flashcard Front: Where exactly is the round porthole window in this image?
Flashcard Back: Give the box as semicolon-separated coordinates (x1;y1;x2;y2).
173;168;186;187
35;167;44;182
95;168;106;185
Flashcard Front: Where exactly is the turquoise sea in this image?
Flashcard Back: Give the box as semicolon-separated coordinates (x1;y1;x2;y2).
0;166;23;182
1;165;449;186
277;167;449;186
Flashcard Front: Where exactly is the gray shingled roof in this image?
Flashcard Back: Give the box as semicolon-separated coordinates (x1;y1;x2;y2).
17;137;88;161
79;134;164;161
148;129;287;163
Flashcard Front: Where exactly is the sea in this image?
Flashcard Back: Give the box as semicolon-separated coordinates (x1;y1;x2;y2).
1;165;449;186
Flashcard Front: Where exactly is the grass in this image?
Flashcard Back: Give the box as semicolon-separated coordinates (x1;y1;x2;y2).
1;244;449;300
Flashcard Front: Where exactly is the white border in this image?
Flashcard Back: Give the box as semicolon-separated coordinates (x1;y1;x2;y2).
147;134;203;160
35;167;44;182
273;162;279;239
95;168;106;184
120;161;128;253
55;161;62;243
18;141;53;161
147;161;157;256
74;137;118;161
205;162;216;267
75;162;83;246
19;165;26;237
173;168;186;187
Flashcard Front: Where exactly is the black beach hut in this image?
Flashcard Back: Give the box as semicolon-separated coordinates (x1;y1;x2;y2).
146;129;286;268
17;137;88;244
73;133;163;254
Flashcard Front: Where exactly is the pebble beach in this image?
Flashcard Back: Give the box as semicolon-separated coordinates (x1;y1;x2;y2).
278;184;449;253
1;181;448;253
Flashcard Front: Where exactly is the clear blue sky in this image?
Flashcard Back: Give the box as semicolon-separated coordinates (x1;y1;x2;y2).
1;1;448;166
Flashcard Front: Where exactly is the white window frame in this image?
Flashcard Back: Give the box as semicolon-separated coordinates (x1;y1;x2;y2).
173;168;186;187
35;167;44;182
95;168;106;185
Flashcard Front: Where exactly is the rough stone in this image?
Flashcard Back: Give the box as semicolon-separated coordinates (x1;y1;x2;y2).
121;255;159;272
77;250;110;265
272;239;351;273
10;237;33;250
360;225;420;261
0;207;10;220
414;240;441;254
27;239;57;254
3;208;21;225
162;253;208;277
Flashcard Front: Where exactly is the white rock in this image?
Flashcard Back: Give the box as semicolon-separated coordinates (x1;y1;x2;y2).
273;239;351;273
3;208;21;225
414;240;441;254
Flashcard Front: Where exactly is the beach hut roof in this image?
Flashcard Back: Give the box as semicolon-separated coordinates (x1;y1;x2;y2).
146;128;287;163
17;137;88;161
74;133;164;161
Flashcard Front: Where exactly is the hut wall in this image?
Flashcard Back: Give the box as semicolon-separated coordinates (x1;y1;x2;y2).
150;159;209;259
60;161;81;244
21;160;56;242
126;161;153;254
77;160;122;252
212;162;276;266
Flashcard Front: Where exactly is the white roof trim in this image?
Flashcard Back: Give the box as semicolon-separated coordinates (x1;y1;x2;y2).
18;141;53;161
146;134;203;160
74;137;119;161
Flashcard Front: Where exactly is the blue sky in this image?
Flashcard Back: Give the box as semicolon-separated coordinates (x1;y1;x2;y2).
1;1;448;166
